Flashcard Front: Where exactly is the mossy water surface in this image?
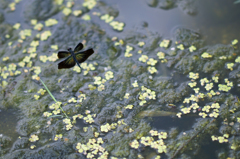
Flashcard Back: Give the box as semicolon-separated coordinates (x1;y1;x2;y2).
0;0;240;158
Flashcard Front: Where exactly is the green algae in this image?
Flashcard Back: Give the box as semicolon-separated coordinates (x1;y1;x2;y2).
0;0;240;158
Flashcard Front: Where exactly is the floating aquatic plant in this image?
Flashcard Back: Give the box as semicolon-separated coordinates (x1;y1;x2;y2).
147;58;158;66
2;57;9;62
177;44;184;50
73;10;82;16
109;21;124;31
138;41;145;47
29;134;39;142
132;80;138;87
40;30;52;41
45;18;58;27
62;7;72;16
105;71;114;80
130;130;167;155
124;93;130;99
2;1;240;158
19;29;32;39
100;14;114;23
13;23;21;29
125;105;133;109
231;39;238;45
148;66;157;74
82;14;91;21
201;52;212;58
54;134;63;141
125;45;133;57
83;0;97;10
139;55;148;62
226;63;234;71
189;45;196;52
159;39;170;48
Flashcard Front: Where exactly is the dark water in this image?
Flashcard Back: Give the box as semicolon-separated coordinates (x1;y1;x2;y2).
1;0;240;158
0;109;19;141
4;0;240;45
98;0;240;45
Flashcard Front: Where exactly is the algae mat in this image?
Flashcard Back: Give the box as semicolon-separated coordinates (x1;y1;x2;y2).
0;0;240;158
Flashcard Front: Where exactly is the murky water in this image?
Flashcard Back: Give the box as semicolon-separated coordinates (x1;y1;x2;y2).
0;109;18;139
98;0;240;44
0;0;240;158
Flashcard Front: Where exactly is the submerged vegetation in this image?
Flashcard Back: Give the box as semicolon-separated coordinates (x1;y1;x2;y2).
0;0;240;158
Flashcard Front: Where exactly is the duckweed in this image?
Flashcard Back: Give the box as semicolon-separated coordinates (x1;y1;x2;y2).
83;0;97;10
189;45;196;52
13;23;21;29
45;18;58;27
125;45;133;57
159;39;170;48
201;52;212;58
139;55;148;62
73;10;82;16
100;14;114;23
29;134;39;142
138;41;145;47
109;21;124;31
34;23;44;30
82;14;91;21
62;7;72;16
40;30;52;41
1;1;240;158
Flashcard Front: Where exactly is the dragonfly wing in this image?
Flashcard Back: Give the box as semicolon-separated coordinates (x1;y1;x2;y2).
75;49;94;63
58;51;70;58
74;42;84;53
58;56;76;69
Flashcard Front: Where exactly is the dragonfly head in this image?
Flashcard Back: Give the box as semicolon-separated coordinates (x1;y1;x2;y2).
67;48;72;51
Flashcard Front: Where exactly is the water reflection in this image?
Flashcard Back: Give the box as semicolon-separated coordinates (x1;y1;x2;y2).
101;0;240;45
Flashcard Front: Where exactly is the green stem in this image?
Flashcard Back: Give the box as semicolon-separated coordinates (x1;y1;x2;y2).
40;78;69;119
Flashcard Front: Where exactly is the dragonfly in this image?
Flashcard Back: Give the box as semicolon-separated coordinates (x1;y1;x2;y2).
57;42;94;69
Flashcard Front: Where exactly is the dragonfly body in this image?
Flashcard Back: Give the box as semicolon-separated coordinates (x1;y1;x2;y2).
67;48;81;68
57;43;94;69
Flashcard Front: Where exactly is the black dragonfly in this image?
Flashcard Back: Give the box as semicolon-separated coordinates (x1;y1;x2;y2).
57;42;94;69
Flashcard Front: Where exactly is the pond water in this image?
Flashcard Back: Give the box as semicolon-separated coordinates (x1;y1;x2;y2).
0;0;240;158
97;0;240;45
